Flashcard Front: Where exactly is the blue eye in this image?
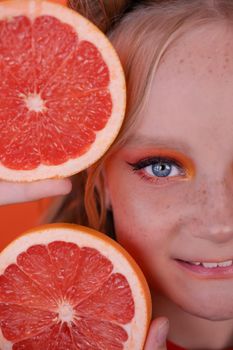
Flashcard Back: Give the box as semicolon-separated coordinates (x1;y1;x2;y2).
129;157;184;178
146;160;179;177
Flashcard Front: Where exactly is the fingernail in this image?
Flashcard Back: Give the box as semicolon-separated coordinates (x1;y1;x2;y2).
156;320;169;346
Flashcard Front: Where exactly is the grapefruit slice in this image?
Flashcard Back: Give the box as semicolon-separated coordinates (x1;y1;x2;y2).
0;0;126;181
0;224;151;349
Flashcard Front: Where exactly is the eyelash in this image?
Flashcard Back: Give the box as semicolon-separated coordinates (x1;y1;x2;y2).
128;156;187;184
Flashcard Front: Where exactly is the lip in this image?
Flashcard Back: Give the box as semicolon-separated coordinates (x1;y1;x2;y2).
177;257;233;263
175;259;233;279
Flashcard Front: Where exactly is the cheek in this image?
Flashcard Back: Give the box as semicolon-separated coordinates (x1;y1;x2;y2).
110;189;173;285
105;160;192;283
106;167;182;259
109;177;184;247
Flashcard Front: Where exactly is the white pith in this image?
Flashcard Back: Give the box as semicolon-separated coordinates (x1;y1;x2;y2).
23;93;45;112
189;260;233;268
0;0;126;182
0;225;150;350
58;301;74;323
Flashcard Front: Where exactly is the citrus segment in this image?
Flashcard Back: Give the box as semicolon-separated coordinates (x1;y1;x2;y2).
0;264;56;308
14;323;77;350
0;303;58;342
0;1;126;181
0;224;151;349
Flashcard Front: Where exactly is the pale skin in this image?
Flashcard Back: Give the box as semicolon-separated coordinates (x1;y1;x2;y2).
105;23;233;349
1;22;233;350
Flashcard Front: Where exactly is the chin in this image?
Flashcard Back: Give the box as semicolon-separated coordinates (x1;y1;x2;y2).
181;304;233;321
176;294;233;321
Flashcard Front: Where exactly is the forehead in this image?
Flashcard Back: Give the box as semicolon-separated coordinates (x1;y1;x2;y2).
128;23;233;152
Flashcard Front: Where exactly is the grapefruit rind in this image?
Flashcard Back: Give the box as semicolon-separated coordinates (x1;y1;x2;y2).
0;224;151;350
0;1;126;182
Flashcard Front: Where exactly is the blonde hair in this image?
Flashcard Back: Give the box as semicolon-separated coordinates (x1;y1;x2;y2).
45;0;233;235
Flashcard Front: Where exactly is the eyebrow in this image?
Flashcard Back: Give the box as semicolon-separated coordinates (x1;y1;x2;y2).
125;134;192;154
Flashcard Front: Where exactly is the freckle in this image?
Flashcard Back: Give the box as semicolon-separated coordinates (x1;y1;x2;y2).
208;68;213;73
179;58;184;64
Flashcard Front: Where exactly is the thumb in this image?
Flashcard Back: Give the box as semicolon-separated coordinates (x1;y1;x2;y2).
144;317;169;350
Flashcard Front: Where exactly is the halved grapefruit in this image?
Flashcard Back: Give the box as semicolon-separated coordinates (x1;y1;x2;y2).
0;224;151;349
0;0;126;181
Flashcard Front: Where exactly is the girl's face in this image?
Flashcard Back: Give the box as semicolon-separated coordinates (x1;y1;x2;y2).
105;23;233;321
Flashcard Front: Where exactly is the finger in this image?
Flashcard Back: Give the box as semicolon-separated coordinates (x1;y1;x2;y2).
0;178;72;205
144;317;169;350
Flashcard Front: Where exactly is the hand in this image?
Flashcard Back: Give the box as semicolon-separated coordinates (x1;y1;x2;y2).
0;178;72;206
144;317;169;350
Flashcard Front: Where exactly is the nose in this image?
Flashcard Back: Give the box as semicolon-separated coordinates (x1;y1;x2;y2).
185;178;233;244
207;225;233;243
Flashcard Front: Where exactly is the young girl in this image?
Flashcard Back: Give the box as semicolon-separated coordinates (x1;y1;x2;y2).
1;0;233;349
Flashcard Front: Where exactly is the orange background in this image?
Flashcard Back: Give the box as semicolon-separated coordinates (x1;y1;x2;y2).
0;199;52;251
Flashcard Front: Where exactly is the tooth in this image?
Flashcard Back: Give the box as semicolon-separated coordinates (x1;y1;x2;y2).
192;262;201;265
202;262;218;268
217;260;232;267
188;260;233;267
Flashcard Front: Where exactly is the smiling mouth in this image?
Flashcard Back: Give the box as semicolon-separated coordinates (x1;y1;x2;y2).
175;259;233;277
182;259;233;268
